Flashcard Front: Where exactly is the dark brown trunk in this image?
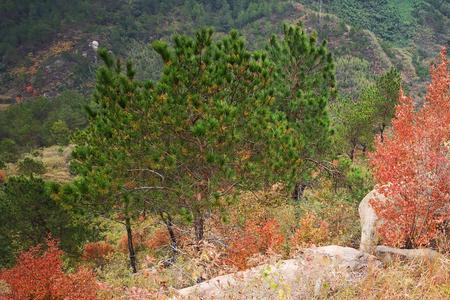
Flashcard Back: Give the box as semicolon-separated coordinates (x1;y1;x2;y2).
349;146;355;161
292;182;307;201
194;211;204;248
160;212;178;264
125;217;137;273
380;124;385;143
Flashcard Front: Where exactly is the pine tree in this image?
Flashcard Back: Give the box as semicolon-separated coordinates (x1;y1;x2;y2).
69;50;163;272
372;67;401;141
152;28;298;244
267;23;336;198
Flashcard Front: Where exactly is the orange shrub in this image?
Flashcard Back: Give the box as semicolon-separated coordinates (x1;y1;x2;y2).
225;219;285;270
146;228;170;251
290;213;329;251
0;170;6;183
119;231;144;253
82;241;114;266
0;239;100;300
369;49;450;248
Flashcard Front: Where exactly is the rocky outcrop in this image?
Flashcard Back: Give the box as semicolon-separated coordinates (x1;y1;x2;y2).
359;188;386;253
173;246;379;299
375;245;443;263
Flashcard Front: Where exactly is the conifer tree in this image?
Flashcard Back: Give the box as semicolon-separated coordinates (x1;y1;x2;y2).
152;29;298;243
267;23;336;198
372;67;401;141
69;50;164;273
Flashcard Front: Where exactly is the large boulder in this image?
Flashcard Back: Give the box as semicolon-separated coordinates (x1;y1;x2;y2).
172;246;379;299
359;189;386;253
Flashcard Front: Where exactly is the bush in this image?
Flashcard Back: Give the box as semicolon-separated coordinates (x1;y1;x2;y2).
146;228;170;251
17;157;46;176
82;241;114;267
0;239;100;300
369;49;450;248
290;214;329;251
225;219;285;270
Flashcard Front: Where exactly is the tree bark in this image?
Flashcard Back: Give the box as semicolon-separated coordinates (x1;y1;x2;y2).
292;182;307;201
349;146;355;161
125;217;137;273
160;212;178;264
380;124;386;143
194;210;204;248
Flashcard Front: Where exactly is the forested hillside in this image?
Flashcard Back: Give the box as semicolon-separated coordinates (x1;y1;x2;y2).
1;0;448;100
1;1;450;299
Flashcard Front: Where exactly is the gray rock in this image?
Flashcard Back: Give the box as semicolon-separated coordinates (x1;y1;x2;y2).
172;246;379;299
375;245;442;263
359;189;386;253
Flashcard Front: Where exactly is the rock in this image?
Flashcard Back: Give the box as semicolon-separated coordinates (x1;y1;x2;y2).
172;246;379;299
375;245;443;263
359;189;386;253
303;245;380;271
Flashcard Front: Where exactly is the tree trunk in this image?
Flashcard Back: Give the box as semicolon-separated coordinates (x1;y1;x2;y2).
349;146;355;161
194;210;204;248
380;124;385;143
125;217;137;273
160;212;178;264
292;182;307;201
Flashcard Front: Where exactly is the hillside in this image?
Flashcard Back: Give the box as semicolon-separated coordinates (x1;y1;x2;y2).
1;2;450;299
0;0;448;103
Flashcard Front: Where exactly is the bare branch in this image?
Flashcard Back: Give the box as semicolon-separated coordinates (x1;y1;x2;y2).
127;168;165;181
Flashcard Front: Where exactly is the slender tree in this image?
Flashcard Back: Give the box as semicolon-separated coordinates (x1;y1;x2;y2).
267;23;336;199
69;50;164;272
372;67;402;141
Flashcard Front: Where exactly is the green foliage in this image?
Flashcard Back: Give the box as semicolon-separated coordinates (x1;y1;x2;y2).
50;120;70;146
17;157;46;176
0;0;290;68
300;0;422;45
331;96;375;159
0;176;93;267
0;91;88;161
152;28;300;233
335;56;374;100
267;23;336;185
336;156;373;201
331;67;401;158
372;67;402;137
69;51;154;220
0;139;18;163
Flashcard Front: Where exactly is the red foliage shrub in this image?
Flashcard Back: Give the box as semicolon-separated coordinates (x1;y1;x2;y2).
146;228;170;251
369;48;450;248
0;170;6;184
0;239;100;300
119;231;144;253
82;241;114;266
225;219;285;270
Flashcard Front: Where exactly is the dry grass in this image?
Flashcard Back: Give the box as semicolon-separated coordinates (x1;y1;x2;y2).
6;145;73;182
334;257;450;300
0;104;11;111
40;145;73;182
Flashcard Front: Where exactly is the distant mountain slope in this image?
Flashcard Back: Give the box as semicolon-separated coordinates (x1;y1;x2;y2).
0;0;448;103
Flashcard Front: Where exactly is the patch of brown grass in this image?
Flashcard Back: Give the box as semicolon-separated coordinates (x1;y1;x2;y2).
335;258;450;300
